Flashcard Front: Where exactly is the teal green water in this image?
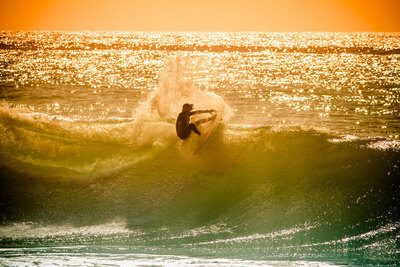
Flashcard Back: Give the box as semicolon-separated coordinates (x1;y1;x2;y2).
0;116;398;265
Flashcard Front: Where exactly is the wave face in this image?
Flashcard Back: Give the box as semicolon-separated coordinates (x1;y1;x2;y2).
0;127;399;265
1;101;399;265
0;32;400;265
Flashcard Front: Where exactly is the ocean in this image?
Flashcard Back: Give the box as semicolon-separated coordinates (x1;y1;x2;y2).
0;31;399;266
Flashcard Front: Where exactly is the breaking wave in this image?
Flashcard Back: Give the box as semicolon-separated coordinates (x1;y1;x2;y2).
0;58;399;265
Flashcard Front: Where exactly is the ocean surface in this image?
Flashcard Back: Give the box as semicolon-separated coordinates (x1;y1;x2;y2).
0;32;399;266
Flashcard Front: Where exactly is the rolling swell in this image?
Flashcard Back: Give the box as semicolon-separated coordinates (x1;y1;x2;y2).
2;32;400;55
0;107;399;263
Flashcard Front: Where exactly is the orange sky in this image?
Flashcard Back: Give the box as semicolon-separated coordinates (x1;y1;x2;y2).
0;0;399;31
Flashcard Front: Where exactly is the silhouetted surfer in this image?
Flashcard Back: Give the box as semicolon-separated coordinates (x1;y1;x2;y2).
176;103;216;140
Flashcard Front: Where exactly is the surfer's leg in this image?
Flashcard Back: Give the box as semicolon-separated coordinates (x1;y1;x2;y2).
177;125;192;140
189;123;201;135
194;114;217;125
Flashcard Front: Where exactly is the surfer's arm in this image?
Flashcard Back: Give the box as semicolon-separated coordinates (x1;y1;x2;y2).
193;109;216;115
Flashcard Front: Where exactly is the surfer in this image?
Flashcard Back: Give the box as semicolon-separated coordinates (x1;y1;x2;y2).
176;103;216;140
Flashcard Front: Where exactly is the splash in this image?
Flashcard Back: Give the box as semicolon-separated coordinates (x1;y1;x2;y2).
130;56;232;147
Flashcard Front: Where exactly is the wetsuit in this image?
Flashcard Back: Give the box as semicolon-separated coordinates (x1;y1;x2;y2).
176;110;201;140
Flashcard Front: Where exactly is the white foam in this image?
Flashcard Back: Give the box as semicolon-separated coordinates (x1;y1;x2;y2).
169;223;232;240
0;253;337;267
366;139;400;151
0;219;137;239
329;135;359;143
289;221;400;248
197;224;315;245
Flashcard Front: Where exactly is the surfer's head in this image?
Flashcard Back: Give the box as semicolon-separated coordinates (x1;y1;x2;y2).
182;103;194;111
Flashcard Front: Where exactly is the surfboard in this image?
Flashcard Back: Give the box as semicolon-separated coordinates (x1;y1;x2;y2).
193;111;221;154
180;111;221;155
